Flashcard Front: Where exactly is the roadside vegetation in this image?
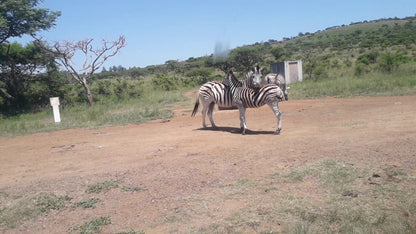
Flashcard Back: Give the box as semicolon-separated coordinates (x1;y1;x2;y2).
1;5;416;137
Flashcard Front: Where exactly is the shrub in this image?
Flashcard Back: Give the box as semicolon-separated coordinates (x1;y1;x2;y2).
356;52;379;65
152;74;180;91
378;52;410;72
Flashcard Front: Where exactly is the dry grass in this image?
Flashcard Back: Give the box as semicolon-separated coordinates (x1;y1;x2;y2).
1;159;415;233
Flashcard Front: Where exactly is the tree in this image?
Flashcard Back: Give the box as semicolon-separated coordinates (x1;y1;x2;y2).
378;52;408;73
165;60;181;72
0;0;60;111
0;42;57;109
40;36;126;105
204;55;231;73
0;0;61;44
229;46;263;72
271;47;288;61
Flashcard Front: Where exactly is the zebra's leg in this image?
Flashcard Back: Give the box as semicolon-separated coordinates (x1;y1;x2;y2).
267;101;282;135
201;103;209;128
237;105;248;135
207;102;217;128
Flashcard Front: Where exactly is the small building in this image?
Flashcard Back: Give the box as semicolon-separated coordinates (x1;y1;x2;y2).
270;60;303;84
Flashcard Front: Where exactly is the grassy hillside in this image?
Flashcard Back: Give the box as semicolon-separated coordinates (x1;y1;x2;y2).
104;16;416;97
271;17;416;79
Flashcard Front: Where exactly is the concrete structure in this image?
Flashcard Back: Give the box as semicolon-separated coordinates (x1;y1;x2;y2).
50;97;61;123
270;60;303;84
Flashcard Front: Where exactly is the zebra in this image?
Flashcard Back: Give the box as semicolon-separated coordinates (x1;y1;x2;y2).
191;67;263;128
224;69;285;135
264;73;289;100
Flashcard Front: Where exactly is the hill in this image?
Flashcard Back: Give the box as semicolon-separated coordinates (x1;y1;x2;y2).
90;15;416;101
111;16;416;81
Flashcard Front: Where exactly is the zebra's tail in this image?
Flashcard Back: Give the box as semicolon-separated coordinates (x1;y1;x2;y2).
191;97;199;117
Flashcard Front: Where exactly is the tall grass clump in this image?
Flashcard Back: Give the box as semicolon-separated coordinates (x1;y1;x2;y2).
290;71;416;99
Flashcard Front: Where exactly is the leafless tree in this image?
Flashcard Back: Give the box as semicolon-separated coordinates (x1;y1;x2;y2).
40;35;126;105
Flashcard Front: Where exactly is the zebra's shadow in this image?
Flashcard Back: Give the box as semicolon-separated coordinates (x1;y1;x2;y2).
195;126;276;135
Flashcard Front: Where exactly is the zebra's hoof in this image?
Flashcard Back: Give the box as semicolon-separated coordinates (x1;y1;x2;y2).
274;129;281;135
241;127;246;135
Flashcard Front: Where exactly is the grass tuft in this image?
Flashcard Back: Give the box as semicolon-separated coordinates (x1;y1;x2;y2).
86;180;122;194
34;193;72;213
121;186;147;192
0;193;71;229
115;230;145;234
72;198;100;209
73;216;111;234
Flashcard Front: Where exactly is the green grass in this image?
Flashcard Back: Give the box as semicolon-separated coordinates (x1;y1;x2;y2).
290;72;416;99
0;193;72;229
0;178;150;231
121;186;147;192
73;216;111;234
72;198;100;209
0;88;186;138
86;180;122;194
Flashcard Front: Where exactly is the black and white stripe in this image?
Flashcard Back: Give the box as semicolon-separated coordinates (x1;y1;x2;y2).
191;67;266;129
264;73;289;100
191;71;259;128
191;81;236;128
225;70;285;135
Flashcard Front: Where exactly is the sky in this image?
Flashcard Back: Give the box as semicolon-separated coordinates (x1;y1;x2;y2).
14;0;416;70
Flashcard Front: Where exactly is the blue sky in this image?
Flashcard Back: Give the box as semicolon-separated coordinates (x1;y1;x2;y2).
15;0;416;69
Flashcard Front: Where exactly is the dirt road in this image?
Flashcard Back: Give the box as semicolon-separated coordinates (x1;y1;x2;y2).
1;95;415;233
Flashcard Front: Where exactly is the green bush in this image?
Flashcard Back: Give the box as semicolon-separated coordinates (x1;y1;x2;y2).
378;52;410;73
152;74;180;91
356;52;379;65
183;67;214;86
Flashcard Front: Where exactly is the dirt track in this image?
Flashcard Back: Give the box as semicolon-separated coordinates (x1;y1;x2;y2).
0;95;415;233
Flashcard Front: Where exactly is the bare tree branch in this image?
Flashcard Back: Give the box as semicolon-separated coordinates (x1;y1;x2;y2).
35;35;126;105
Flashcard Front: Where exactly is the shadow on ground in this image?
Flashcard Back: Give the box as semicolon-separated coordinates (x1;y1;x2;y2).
195;126;276;135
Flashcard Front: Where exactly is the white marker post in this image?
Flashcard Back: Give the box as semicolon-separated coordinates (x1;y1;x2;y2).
50;97;61;123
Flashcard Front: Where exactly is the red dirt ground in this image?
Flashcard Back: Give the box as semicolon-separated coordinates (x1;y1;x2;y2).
0;95;415;233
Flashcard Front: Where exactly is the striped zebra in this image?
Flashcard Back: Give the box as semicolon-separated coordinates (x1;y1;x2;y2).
264;73;289;100
224;70;285;135
191;67;263;128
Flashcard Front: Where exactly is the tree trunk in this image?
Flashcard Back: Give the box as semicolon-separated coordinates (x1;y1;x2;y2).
82;82;94;106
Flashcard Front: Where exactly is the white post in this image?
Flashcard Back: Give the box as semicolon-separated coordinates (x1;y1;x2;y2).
49;97;61;123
